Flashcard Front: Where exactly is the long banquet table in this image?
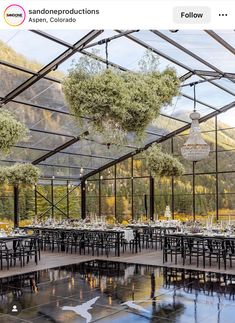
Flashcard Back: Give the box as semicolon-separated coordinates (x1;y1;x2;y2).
0;234;40;269
0;233;39;251
163;232;235;269
22;226;137;257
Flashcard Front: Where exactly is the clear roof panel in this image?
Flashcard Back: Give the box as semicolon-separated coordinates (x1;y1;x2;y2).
4;101;80;136
0;29;235;180
45;153;102;170
1;147;43;163
42;30;91;45
15;79;65;109
0;66;30;97
216;31;235;49
156;30;235;73
180;78;234;108
134;30;213;72
84;30;188;76
161;96;215;123
217;107;235;128
0;30;67;71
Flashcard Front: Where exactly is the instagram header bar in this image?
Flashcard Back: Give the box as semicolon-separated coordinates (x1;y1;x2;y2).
0;1;234;29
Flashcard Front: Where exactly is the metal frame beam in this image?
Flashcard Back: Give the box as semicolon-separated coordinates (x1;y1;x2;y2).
36;189;67;217
32;131;89;164
151;30;235;84
1;29;235;182
205;30;235;56
39;163;96;171
0;30;103;106
37;182;80;219
83;100;235;180
116;30;235;97
14;145;117;160
30;128;74;139
0;60;60;83
0;159;95;170
194;69;235;79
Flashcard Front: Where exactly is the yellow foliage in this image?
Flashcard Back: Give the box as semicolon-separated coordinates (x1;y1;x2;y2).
134;159;142;171
0;40;63;79
20;219;33;227
139;215;148;222
105;196;115;208
0;218;13;228
121;220;129;226
106;215;116;225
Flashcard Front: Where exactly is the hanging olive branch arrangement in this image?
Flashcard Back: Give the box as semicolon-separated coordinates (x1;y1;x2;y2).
0;110;29;154
144;143;184;177
0;164;40;186
0;111;40;185
63;51;180;142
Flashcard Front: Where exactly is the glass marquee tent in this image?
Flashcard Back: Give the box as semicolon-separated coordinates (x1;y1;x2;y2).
0;29;235;224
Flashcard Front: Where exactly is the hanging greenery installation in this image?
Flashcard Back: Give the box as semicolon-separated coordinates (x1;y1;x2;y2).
144;143;184;177
63;51;180;140
0;164;40;186
0;110;29;155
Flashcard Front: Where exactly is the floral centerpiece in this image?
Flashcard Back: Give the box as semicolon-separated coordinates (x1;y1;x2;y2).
185;220;202;233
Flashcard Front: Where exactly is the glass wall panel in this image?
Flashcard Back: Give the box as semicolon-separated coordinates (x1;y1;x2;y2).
69;185;81;219
154;177;172;219
0;185;14;227
155;195;172;219
218;173;235;194
218;151;235;172
116;179;132;223
133;178;149;220
195;175;216;194
100;179;115;217
86;181;99;217
19;186;35;224
116;158;132;178
133;156;149;177
217;129;235;151
100;166;115;179
174;194;193;221
53;185;67;221
174;176;193;194
36;184;52;219
218;194;235;222
194;153;216;173
195;194;216;221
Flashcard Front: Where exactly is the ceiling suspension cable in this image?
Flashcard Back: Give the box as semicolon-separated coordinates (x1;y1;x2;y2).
105;39;109;69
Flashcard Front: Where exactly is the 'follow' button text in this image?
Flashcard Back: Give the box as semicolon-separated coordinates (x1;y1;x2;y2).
173;7;211;24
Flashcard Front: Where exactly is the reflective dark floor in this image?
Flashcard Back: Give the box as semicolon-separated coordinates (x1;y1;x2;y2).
0;260;235;323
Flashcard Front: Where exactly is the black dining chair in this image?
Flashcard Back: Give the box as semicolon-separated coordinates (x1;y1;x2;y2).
22;237;40;265
204;238;227;270
0;241;13;270
163;235;183;264
183;236;205;268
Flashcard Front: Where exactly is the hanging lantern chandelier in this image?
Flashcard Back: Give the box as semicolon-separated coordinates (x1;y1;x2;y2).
181;84;210;162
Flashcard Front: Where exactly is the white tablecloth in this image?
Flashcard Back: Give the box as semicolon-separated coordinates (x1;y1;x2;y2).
122;229;134;242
